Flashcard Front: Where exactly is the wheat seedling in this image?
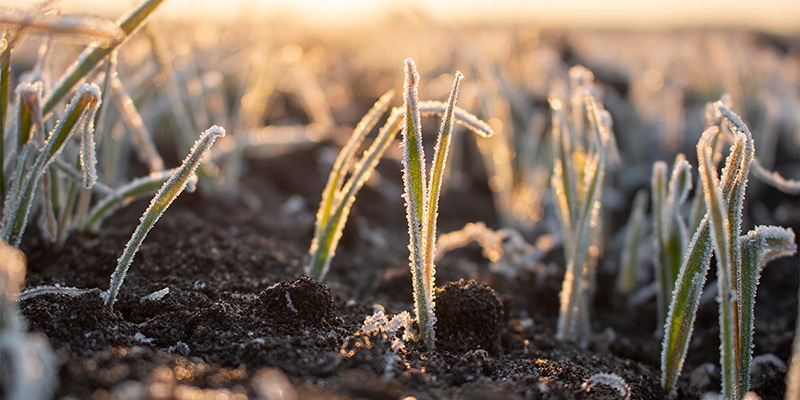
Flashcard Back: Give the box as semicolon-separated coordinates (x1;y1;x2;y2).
652;154;692;329
40;0;164;115
616;189;648;295
401;58;492;351
307;90;398;280
1;83;101;247
550;69;619;342
105;125;226;309
308;71;493;282
661;103;797;399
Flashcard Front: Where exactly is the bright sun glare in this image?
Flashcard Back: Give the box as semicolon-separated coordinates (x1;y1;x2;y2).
4;0;800;33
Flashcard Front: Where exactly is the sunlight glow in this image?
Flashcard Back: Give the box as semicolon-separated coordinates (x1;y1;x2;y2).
3;0;799;33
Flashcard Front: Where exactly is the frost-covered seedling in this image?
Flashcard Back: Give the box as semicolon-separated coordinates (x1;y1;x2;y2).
616;189;648;295
307;90;399;281
661;103;797;399
308;70;493;282
652;154;692;328
549;67;619;342
41;0;165;115
1;83;101;246
401;59;491;351
581;372;631;400
105;125;226;309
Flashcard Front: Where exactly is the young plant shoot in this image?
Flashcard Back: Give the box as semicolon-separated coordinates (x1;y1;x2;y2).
307;90;399;281
401;59;490;351
307;69;493;282
1;83;101;247
651;154;692;329
661;102;796;399
550;67;619;342
105;126;226;309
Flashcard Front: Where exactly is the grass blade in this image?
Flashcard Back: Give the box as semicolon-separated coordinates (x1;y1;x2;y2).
0;8;125;45
421;71;462;286
698;128;740;400
111;72;164;172
42;0;165;115
0;84;100;246
417;100;492;137
661;125;744;396
105;125;225;309
307;106;402;281
309;90;394;274
0;28;11;199
83;169;174;231
738;226;796;393
617;189;648;295
556;153;605;341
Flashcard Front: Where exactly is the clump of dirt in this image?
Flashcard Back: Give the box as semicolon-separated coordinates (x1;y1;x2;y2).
251;276;340;329
435;279;505;354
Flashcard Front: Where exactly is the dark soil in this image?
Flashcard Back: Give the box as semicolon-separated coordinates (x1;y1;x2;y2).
14;139;797;400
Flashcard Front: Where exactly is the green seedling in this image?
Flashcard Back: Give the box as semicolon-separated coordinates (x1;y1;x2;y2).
308;73;493;283
307;90;398;281
400;58;491;351
549;67;619;342
651;154;692;329
105;125;226;309
1;84;101;247
661;103;797;399
616;189;648;295
41;0;165;115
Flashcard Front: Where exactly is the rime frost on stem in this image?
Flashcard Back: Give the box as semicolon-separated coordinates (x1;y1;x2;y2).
105;125;226;309
79;96;100;189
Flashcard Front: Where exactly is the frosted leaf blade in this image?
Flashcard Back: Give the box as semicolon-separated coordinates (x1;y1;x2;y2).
42;0;165;115
105;125;225;309
698;128;738;400
418;100;493;137
0;84;100;246
738;226;796;393
307;108;403;281
309;89;394;273
422;71;462;282
661;218;714;396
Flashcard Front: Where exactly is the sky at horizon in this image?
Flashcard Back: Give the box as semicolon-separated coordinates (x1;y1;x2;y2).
4;0;800;34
